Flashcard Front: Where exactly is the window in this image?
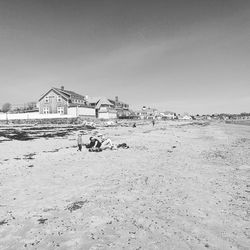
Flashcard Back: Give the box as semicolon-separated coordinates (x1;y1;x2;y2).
43;107;49;114
57;107;64;114
57;96;62;102
45;96;50;103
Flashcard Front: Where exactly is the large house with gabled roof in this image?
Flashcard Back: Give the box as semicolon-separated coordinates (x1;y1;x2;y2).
38;86;88;115
38;86;130;119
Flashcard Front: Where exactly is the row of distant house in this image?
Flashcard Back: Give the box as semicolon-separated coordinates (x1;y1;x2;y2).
134;106;193;120
37;86;130;119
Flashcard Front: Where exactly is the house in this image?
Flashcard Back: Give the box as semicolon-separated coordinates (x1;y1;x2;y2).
108;96;130;118
180;114;193;120
85;96;117;119
161;111;176;120
38;86;91;115
96;98;117;119
135;106;160;119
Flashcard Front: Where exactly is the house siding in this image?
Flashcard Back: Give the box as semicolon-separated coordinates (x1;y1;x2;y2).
39;89;68;114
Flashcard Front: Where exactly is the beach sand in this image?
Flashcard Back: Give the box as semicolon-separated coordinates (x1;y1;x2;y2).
0;121;249;250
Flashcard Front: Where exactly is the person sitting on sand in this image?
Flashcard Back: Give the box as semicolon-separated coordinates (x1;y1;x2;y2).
85;136;102;149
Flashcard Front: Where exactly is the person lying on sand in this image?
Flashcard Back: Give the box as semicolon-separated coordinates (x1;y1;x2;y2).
97;134;115;150
98;134;129;150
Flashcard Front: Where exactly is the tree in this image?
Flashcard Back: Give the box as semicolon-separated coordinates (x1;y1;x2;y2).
2;102;11;124
2;103;11;113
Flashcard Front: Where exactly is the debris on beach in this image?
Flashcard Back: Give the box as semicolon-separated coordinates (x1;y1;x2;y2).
42;148;62;153
0;219;8;226
66;200;89;212
174;121;210;127
37;218;48;224
23;153;36;160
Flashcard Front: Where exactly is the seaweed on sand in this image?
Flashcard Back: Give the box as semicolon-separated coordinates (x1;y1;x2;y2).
0;130;32;141
37;218;48;224
175;121;210;127
0;219;7;226
66;200;88;212
0;124;95;141
23;153;36;160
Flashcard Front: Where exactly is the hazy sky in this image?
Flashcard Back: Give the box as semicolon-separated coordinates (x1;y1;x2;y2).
0;0;250;114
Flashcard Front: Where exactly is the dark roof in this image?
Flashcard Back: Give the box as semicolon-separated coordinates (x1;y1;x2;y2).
53;88;86;100
39;87;86;102
108;99;128;105
96;98;114;109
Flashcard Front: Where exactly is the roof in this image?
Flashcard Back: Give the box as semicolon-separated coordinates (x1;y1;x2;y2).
108;99;127;105
86;96;129;107
86;96;102;104
96;98;114;109
163;111;175;115
53;88;86;100
39;87;86;102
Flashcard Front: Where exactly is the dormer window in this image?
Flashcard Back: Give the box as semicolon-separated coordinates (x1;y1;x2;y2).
57;96;62;102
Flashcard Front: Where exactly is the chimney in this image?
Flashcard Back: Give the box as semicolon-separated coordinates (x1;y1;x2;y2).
61;86;64;90
85;95;88;100
115;96;118;102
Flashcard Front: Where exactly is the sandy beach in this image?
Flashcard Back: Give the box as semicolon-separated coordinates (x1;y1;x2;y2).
0;121;249;250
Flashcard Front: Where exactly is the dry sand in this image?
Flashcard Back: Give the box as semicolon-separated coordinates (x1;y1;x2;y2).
0;121;249;250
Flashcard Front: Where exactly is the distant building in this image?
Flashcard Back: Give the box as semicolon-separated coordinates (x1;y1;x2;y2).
85;96;117;119
135;107;160;119
179;114;193;120
108;96;130;118
85;96;130;119
161;111;176;120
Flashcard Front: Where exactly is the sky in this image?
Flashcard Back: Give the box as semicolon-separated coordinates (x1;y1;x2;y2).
0;0;250;114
